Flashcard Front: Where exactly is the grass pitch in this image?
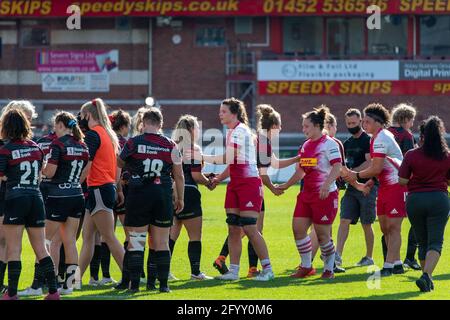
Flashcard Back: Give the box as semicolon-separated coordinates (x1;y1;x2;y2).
16;184;450;300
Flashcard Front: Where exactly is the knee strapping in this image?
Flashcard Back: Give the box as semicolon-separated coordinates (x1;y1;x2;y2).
226;214;240;226
239;217;257;226
129;232;147;252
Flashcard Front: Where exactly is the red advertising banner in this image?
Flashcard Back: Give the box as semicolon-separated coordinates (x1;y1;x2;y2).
2;0;450;17
258;81;450;96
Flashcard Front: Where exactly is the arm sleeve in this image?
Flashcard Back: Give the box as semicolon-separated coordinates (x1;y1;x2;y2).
85;130;101;161
398;152;412;179
371;135;387;158
47;142;62;165
326;140;342;165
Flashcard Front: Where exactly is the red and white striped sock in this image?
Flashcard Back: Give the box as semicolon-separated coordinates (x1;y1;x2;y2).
296;237;312;268
260;259;272;271
320;241;335;272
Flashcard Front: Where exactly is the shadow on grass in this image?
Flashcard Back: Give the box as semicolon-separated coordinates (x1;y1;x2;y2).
350;290;423;300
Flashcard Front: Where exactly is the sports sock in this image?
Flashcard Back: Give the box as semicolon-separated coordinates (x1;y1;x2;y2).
320;240;335;272
406;227;418;261
219;236;229;257
120;250;131;287
381;235;388;263
229;264;240;275
260;258;272;271
296;236;312;268
58;245;66;282
0;261;7;287
90;244;101;281
39;256;58;294
123;241;129;251
383;262;394;269
31;262;44;289
128;251;144;290
169;238;176;256
188;241;201;276
147;249;157;286
100;242;111;279
64;264;78;289
394;260;403;266
7;261;21;297
248;241;258;269
155;250;171;289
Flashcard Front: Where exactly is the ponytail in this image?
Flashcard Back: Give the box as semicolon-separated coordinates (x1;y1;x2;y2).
303;105;330;130
54;111;85;142
255;104;281;132
81;98;119;153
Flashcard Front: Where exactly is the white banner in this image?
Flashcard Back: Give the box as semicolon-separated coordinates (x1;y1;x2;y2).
41;73;110;92
257;60;400;81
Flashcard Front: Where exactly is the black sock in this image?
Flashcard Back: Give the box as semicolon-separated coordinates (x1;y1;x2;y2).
188;241;201;276
90;245;101;280
64;264;77;289
0;261;6;287
248;241;258;269
169;238;176;256
141;247;146;278
381;235;388;263
58;245;66;282
219;236;229;257
406;227;418;261
31;262;44;289
147;249;157;286
7;261;21;297
128;251;144;290
155;250;171;289
120;250;130;286
101;242;111;278
123;241;129;251
39;256;58;294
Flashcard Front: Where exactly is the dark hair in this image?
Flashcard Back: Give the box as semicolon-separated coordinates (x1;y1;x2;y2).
302;105;330;130
110;109;131;132
55;111;84;142
363;103;390;126
422;116;448;160
0;108;32;140
345;108;362;118
255;104;281;132
222;97;249;127
142;107;163;127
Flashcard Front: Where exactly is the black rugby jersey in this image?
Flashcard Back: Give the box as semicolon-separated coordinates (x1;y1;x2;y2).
0;139;44;200
120;132;181;187
256;135;272;169
46;134;89;197
182;147;202;187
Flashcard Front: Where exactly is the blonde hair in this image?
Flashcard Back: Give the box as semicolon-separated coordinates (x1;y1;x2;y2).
2;100;38;120
131;107;148;136
391;103;416;126
81;98;119;153
172;115;198;153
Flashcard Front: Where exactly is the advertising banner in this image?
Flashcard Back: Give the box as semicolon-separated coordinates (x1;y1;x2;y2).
258;60;450;95
2;0;450;17
41;73;110;92
36;50;119;73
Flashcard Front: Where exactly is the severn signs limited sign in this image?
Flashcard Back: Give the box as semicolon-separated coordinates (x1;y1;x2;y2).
258;61;450;95
2;0;450;17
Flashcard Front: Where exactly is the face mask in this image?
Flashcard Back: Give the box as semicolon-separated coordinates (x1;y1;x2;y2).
77;113;89;132
347;125;361;135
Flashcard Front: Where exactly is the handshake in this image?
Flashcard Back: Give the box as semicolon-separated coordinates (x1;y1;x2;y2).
340;167;375;196
205;173;219;191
